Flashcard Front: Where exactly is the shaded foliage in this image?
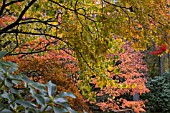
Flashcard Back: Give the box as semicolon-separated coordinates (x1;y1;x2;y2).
4;41;91;112
0;51;77;113
141;73;170;113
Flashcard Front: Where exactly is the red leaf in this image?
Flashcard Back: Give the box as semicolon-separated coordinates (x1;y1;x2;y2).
151;44;166;55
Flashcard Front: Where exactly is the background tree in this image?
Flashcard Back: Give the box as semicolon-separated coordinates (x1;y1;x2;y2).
88;42;149;113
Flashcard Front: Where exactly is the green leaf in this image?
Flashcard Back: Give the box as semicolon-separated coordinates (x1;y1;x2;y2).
0;51;6;59
47;81;56;96
0;109;12;113
20;75;33;83
0;102;6;110
29;86;46;105
30;82;46;91
113;67;120;75
10;87;21;94
58;92;76;98
34;94;45;105
54;97;68;104
57;103;77;113
8;66;18;73
8;93;14;102
15;100;36;109
0;66;6;74
43;97;50;103
16;105;25;112
1;62;17;68
4;78;13;87
1;92;15;109
59;0;65;3
11;79;20;85
1;91;8;99
0;74;4;80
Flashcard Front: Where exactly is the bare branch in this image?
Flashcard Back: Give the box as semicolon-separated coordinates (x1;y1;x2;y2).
0;0;6;16
1;30;63;42
0;0;37;35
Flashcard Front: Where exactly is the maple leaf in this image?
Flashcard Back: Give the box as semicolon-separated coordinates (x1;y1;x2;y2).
151;44;167;55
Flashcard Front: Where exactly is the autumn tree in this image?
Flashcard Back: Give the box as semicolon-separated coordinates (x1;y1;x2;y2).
0;0;169;65
0;0;170;111
4;38;91;112
88;42;149;113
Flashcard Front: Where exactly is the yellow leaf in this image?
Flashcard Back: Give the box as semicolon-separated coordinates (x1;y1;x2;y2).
108;65;114;72
132;83;137;89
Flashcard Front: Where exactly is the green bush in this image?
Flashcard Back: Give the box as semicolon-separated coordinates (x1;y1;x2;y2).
0;51;77;113
142;73;170;113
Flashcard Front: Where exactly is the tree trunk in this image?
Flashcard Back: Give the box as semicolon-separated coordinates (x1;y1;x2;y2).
133;93;140;101
159;53;166;75
168;53;170;73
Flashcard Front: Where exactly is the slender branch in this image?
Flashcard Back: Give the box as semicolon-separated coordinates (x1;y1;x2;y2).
9;49;48;56
1;30;63;42
75;0;78;10
103;0;131;10
8;41;51;56
148;14;170;30
6;29;19;55
0;0;6;16
49;0;96;22
104;0;170;30
0;0;25;16
0;0;37;35
18;20;59;28
78;50;95;72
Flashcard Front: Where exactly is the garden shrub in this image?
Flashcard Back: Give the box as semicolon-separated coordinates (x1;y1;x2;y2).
5;49;90;113
142;73;170;113
0;51;77;113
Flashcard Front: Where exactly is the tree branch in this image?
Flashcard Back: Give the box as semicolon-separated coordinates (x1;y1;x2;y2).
0;0;6;16
1;30;64;42
0;0;37;35
49;0;96;22
18;20;59;28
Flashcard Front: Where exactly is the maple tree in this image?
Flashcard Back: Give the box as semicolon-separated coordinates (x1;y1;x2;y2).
4;38;91;112
87;43;149;113
0;0;169;63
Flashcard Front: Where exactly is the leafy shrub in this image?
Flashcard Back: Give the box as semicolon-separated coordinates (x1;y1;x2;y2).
0;51;77;113
142;73;170;113
4;49;90;112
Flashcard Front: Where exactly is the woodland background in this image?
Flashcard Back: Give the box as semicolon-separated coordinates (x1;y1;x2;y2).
0;0;170;113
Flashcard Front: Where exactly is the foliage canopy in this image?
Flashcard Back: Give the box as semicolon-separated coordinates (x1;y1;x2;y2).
0;0;169;112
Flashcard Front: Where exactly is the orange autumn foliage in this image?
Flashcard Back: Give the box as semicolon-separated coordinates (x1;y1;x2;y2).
4;38;91;113
122;99;146;113
89;42;149;112
4;38;149;112
0;15;16;27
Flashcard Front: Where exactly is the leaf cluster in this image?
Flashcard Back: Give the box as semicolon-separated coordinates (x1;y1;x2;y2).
141;73;170;113
0;51;77;113
4;46;90;113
